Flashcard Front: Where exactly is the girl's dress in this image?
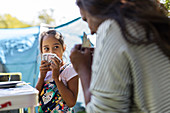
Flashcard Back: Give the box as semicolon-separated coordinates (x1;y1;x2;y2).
38;63;77;113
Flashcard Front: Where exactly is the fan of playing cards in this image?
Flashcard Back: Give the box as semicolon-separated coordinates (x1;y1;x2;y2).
82;32;91;48
42;53;62;64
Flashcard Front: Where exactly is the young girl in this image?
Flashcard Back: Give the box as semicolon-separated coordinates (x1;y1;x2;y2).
35;29;78;113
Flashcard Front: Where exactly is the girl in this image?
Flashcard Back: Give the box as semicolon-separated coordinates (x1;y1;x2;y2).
36;30;78;113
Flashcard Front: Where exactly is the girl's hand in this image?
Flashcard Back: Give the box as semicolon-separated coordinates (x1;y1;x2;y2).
50;57;61;80
39;60;51;79
70;44;93;75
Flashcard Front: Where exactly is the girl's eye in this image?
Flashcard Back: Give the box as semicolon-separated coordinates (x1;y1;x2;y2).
54;46;59;49
44;47;49;51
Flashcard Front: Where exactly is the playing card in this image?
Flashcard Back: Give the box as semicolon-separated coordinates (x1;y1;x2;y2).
42;53;62;64
42;54;47;61
82;32;91;48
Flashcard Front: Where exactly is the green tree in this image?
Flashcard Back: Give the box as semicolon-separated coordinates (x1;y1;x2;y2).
38;9;55;25
164;0;170;16
160;0;170;16
164;0;170;10
0;14;32;28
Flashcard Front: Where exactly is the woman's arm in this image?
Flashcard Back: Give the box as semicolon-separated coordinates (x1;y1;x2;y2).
70;45;93;105
75;63;91;105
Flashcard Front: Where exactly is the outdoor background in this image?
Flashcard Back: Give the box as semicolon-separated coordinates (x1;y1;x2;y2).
0;0;169;113
0;0;90;112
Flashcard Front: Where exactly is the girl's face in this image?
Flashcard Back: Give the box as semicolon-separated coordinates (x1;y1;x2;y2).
42;35;65;59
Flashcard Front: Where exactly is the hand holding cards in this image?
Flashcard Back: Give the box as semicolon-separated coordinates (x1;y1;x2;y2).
42;53;62;64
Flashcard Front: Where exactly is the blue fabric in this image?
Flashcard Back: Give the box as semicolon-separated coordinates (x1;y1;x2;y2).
0;17;91;87
0;27;40;86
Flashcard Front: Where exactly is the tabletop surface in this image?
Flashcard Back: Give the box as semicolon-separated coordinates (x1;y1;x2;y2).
0;81;39;111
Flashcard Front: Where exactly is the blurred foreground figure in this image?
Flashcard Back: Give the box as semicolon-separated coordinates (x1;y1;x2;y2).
70;0;170;112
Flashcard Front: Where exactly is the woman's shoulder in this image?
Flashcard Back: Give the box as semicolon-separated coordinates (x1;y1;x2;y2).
98;18;144;33
97;19;128;45
97;19;119;34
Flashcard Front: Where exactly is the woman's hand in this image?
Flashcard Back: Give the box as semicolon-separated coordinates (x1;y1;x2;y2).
70;44;94;105
50;57;61;80
70;44;93;75
39;60;51;79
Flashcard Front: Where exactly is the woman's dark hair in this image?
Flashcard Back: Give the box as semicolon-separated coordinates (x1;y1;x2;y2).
39;29;64;53
76;0;170;58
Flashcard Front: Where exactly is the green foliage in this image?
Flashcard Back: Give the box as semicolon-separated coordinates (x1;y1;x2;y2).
38;9;55;25
164;0;170;10
163;0;170;16
0;14;32;28
0;8;56;28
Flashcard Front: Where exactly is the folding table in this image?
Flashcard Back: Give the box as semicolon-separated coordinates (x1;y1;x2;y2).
0;82;39;113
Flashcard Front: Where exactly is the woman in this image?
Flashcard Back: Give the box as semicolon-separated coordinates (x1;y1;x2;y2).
70;0;170;112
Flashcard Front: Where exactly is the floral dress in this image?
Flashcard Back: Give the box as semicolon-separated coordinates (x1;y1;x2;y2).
38;64;74;113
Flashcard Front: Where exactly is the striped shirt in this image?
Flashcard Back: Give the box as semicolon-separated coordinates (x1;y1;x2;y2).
86;19;170;113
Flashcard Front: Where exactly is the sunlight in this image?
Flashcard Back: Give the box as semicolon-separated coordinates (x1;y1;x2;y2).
0;0;80;25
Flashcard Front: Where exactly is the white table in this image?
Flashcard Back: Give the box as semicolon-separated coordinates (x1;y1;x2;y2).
0;82;39;113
